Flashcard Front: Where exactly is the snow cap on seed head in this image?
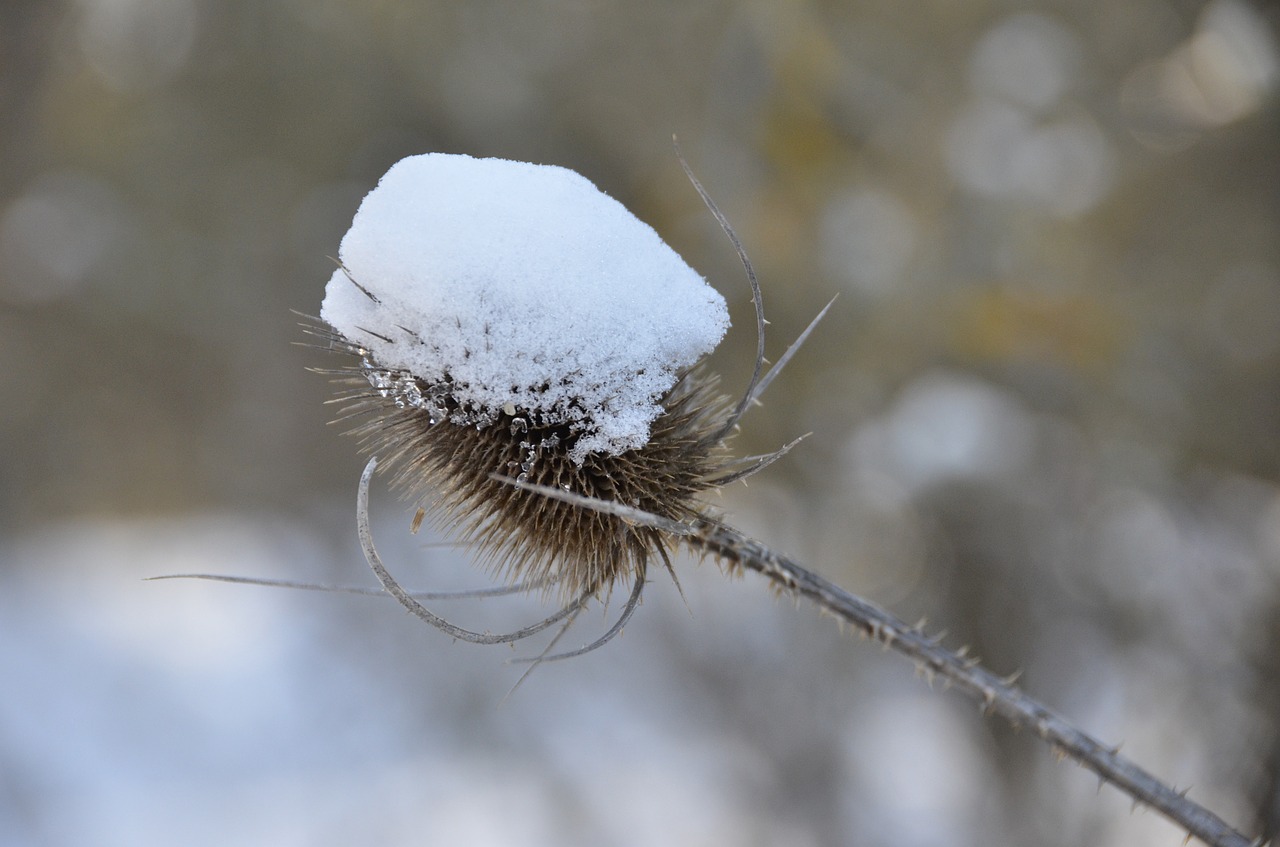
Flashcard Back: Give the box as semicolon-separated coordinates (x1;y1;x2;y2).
321;153;730;463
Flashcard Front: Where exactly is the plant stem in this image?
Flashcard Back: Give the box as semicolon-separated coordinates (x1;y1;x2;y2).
692;519;1257;847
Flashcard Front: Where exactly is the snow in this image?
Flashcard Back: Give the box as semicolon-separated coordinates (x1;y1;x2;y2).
321;153;729;462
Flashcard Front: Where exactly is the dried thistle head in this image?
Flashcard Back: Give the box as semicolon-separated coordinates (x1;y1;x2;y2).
312;153;749;606
323;337;735;602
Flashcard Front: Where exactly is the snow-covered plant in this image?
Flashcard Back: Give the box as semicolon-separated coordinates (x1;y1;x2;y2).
177;150;1258;847
319;154;735;612
309;152;819;657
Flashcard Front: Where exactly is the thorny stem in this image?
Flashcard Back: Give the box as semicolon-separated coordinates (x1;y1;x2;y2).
691;519;1259;847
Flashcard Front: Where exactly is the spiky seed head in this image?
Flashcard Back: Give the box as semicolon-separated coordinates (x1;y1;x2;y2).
313;153;737;601
320;328;734;600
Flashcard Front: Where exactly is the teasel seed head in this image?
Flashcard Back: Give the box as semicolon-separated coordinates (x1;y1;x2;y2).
314;153;741;604
323;341;735;602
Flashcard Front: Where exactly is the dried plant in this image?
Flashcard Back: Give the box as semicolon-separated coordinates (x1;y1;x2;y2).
162;148;1261;847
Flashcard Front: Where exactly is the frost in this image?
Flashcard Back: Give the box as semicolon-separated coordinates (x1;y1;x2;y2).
321;153;729;463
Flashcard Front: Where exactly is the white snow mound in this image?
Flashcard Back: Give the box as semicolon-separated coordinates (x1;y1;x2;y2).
321;153;729;462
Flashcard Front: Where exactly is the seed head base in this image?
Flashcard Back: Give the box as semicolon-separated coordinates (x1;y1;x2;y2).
321;320;735;604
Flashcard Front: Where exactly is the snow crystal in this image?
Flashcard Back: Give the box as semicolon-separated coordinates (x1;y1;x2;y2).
321;153;729;462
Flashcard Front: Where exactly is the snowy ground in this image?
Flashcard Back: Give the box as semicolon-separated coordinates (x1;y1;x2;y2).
0;482;1228;847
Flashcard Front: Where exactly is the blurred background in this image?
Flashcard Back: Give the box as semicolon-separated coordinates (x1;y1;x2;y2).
1;0;1278;845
